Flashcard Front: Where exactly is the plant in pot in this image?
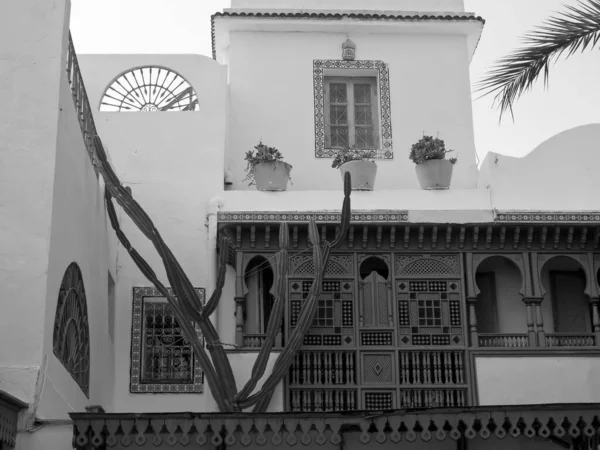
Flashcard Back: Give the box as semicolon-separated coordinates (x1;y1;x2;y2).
409;135;457;190
243;141;292;191
331;146;377;191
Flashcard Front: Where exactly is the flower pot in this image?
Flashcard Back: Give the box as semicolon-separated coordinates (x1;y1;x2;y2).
415;159;454;190
339;160;377;191
254;161;292;191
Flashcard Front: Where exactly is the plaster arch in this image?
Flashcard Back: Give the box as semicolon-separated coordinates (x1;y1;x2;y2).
99;65;200;112
359;255;390;280
538;254;592;298
472;254;525;298
243;255;275;335
539;255;592;334
473;255;525;335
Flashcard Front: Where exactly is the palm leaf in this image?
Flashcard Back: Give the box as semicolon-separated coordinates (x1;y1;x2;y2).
476;0;600;121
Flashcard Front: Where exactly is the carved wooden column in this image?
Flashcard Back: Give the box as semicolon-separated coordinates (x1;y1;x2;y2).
234;251;245;347
466;296;478;348
464;253;478;347
586;253;600;346
358;280;365;328
527;253;544;347
590;297;600;346
521;297;539;347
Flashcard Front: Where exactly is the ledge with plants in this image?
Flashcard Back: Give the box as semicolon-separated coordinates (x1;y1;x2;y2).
409;135;457;190
331;146;377;191
243;142;292;191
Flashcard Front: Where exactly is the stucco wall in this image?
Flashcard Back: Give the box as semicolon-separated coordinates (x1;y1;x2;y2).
230;0;465;12
226;30;478;191
479;124;600;210
0;0;69;404
34;70;115;420
475;356;600;405
77;54;228;413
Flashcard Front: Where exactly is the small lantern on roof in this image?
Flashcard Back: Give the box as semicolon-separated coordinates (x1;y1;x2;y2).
342;39;356;61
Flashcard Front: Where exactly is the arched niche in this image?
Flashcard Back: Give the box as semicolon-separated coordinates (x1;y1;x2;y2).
474;255;524;334
358;256;392;329
540;255;591;334
99;66;199;112
243;256;274;335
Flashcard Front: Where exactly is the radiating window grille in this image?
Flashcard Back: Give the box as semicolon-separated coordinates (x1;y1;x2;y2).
100;66;199;112
53;263;90;397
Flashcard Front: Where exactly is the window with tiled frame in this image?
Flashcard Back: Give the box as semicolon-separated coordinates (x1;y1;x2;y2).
130;287;204;393
313;59;393;159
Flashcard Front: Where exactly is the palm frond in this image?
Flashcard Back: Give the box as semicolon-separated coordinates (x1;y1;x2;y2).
476;0;600;121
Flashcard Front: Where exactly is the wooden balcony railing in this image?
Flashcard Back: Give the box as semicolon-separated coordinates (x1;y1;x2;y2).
478;333;529;348
65;32;99;176
398;387;467;408
289;388;357;412
545;333;596;347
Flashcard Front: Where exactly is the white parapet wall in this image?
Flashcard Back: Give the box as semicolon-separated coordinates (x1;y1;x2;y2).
230;0;465;13
475;356;600;405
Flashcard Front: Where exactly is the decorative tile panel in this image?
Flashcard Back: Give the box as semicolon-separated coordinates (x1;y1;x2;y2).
313;59;393;159
496;211;600;223
217;211;408;224
130;287;204;394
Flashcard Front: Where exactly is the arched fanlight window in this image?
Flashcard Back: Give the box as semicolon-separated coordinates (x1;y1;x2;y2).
53;262;90;397
100;66;199;112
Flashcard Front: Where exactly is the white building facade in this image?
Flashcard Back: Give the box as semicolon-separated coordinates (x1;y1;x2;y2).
2;0;600;449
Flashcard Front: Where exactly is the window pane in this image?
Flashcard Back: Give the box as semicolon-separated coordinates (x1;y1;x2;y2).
330;105;348;125
331;126;349;148
330;83;348;103
354;105;372;125
354;83;372;104
355;126;374;148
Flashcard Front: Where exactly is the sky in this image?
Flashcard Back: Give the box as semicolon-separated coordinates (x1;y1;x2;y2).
69;0;600;163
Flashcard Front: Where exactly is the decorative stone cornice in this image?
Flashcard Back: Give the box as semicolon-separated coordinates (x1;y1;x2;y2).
71;404;600;448
211;12;485;59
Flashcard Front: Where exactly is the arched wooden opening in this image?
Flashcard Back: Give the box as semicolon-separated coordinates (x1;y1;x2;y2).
541;256;591;336
359;256;391;329
243;256;275;346
475;256;524;335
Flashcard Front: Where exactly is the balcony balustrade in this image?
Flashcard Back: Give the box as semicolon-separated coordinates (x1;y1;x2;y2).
545;333;596;347
478;333;529;348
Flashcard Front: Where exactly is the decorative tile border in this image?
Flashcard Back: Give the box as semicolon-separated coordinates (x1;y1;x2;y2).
217;210;408;223
496;211;600;223
130;287;205;394
313;59;393;159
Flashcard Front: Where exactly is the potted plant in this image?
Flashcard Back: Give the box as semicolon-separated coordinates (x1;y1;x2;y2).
243;141;292;191
409;135;457;190
331;146;377;191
